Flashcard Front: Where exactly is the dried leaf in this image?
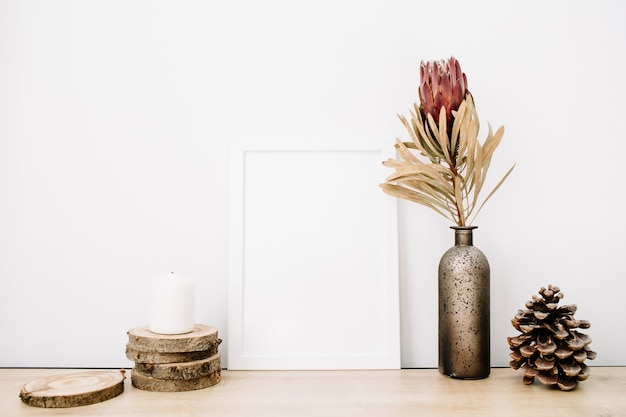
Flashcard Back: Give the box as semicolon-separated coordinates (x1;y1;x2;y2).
450;101;466;156
394;138;420;164
437;107;450;164
379;184;455;222
468;163;515;225
382;90;513;226
411;112;443;161
398;114;424;155
481;124;505;163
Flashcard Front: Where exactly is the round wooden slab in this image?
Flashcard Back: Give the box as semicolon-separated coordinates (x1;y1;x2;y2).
125;343;218;364
127;324;219;353
134;353;221;380
131;368;221;392
19;370;125;408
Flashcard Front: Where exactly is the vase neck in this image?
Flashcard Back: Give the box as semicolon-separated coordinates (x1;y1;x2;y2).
452;226;477;246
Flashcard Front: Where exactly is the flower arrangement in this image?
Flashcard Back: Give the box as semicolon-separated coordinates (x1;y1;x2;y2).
380;57;515;226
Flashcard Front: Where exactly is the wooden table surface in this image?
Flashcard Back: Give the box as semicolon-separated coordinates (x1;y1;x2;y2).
2;367;625;416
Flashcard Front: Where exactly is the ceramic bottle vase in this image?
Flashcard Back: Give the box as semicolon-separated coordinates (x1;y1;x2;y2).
438;226;490;379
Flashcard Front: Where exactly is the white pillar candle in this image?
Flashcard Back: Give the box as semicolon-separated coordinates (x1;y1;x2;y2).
149;272;195;334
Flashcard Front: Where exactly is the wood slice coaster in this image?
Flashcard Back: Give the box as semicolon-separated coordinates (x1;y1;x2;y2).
127;324;220;353
134;353;221;380
19;370;125;408
131;367;221;392
125;343;218;364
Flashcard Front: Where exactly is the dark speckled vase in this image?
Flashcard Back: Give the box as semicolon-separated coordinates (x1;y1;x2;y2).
438;226;490;379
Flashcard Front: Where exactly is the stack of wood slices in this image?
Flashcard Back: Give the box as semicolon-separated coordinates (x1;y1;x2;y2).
126;324;222;392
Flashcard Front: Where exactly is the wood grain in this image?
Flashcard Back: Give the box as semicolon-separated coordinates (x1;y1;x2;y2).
4;368;626;416
18;370;125;408
130;368;221;392
127;324;220;353
133;353;221;380
125;343;218;364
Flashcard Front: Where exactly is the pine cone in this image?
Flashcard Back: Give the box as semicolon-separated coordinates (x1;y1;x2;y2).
507;285;596;391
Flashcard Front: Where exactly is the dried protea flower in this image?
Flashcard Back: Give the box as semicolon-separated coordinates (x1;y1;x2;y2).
419;57;468;136
380;56;515;226
508;285;596;391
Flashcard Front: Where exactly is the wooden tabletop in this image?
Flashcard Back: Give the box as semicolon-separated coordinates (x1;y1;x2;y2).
2;367;625;416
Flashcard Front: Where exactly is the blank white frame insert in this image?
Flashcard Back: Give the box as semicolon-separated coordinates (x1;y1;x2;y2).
228;138;399;370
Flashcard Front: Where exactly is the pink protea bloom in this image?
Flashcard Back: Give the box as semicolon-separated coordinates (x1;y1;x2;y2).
418;57;468;132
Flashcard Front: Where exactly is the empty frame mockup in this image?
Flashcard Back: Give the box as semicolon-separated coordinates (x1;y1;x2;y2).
228;139;399;370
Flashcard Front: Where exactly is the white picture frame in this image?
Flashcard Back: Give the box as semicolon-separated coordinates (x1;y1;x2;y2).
228;138;399;370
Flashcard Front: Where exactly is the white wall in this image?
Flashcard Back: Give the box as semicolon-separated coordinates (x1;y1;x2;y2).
1;0;624;368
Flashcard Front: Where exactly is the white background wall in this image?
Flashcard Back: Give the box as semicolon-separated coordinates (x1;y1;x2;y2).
1;0;625;369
